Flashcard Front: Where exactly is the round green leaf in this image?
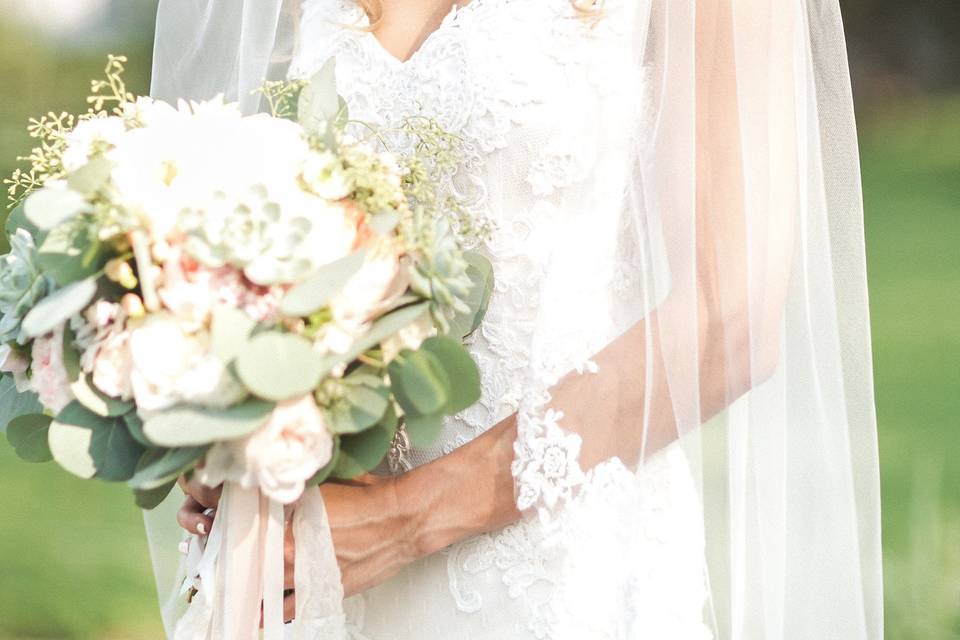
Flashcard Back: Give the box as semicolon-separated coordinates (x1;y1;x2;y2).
23;186;89;230
22;276;97;338
236;332;326;401
404;412;444;449
128;446;207;491
388;349;449;416
331;421;395;480
419;336;481;414
70;373;134;417
0;375;43;432
279;251;366;317
134;479;177;510
48;420;97;479
6;413;53;463
143;401;275;447
91;417;145;482
211;305;256;363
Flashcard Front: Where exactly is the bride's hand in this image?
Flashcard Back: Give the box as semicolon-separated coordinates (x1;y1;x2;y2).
175;473;420;598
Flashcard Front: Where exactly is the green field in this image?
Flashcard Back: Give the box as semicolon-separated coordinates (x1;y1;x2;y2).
0;37;957;640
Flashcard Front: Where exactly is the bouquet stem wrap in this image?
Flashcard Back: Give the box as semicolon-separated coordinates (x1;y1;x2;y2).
175;483;346;639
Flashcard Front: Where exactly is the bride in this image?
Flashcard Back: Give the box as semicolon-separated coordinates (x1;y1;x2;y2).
148;0;883;637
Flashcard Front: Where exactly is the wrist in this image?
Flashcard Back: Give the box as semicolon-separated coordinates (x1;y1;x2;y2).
394;415;521;561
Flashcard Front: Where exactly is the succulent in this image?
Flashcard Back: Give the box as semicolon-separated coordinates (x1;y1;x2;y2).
406;212;473;334
0;229;52;344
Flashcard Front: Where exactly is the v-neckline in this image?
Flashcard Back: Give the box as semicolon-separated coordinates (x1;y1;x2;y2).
363;1;474;67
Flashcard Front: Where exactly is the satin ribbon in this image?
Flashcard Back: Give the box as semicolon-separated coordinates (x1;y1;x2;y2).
173;482;346;640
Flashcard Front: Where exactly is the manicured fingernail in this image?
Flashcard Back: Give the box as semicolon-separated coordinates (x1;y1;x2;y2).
203;508;216;518
178;540;190;555
197;522;207;535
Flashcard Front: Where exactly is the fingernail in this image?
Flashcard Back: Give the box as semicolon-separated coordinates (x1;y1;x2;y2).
178;540;190;555
197;522;207;535
203;508;216;518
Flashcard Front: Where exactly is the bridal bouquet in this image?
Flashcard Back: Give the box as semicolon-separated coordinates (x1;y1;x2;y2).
1;57;491;637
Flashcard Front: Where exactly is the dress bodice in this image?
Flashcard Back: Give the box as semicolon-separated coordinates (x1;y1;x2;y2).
290;0;652;467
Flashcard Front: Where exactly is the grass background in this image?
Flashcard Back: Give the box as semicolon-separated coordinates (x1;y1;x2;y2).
0;15;958;640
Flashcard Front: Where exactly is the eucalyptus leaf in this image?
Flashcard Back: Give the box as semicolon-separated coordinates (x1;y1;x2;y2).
447;251;494;339
388;349;449;416
123;411;151;447
66;157;114;196
128;446;207;491
70;373;134;417
143;401;275;447
6;413;53;463
331;419;395;480
134;479;177;510
327;382;389;435
279;251;366;317
419;336;481;414
37;224;107;286
23;186;89;230
90;416;145;482
236;333;326;401
22;277;97;338
404;411;445;448
0;375;43;433
4;203;43;243
298;57;340;135
211;305;256;363
48;401;108;479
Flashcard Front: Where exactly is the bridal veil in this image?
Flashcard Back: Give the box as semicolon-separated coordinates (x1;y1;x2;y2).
149;0;883;637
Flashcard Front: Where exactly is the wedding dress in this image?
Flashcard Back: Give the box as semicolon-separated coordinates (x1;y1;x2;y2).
283;1;710;637
147;0;883;638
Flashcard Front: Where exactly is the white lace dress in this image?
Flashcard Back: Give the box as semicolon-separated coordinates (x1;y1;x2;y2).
289;1;712;638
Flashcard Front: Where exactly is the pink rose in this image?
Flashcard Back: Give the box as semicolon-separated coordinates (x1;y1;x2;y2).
29;323;74;414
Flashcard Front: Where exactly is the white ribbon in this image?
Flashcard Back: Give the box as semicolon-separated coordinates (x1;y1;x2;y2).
173;482;346;640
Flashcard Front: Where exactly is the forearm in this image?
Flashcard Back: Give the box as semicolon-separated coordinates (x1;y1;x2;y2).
396;413;520;558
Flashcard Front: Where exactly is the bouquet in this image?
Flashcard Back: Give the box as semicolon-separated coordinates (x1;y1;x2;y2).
0;56;492;637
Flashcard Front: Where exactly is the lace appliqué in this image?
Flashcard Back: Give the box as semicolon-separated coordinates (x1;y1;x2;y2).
512;409;586;516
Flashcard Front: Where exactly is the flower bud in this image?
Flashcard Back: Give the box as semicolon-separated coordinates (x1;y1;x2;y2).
121;293;146;318
105;259;138;289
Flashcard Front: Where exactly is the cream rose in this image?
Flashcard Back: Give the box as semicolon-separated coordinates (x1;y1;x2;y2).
129;313;243;411
201;395;334;504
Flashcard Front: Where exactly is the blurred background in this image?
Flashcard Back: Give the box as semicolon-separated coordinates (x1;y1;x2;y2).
0;1;957;638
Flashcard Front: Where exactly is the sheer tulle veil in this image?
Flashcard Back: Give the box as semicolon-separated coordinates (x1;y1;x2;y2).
148;0;883;637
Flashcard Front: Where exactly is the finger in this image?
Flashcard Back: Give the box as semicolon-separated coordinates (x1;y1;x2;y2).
178;475;223;509
176;496;215;536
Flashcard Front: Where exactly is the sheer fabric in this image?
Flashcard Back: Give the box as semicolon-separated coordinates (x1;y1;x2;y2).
148;0;882;638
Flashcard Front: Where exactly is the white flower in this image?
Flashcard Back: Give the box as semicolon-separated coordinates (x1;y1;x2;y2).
61;116;126;171
29;323;74;413
128;313;242;411
201;395;334;504
302;151;352;200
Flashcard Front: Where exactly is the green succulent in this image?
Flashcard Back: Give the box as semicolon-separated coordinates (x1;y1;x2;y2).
0;229;52;344
406;213;473;334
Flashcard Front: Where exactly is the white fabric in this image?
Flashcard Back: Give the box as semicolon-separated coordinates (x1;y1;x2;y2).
147;0;883;638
